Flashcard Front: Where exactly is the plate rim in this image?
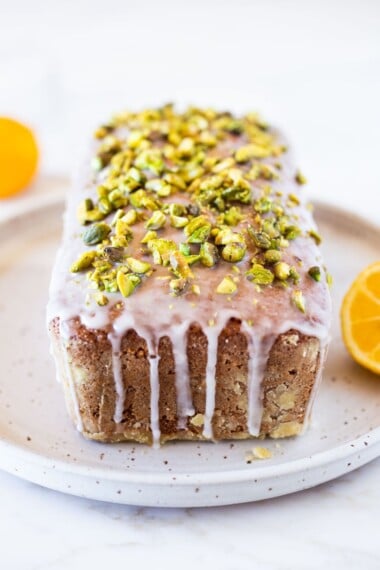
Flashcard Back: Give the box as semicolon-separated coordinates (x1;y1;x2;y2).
0;195;380;489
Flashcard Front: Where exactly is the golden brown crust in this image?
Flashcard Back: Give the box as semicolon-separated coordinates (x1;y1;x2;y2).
49;317;320;444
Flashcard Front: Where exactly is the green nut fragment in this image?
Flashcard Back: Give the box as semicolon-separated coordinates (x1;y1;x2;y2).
169;277;189;295
115;219;133;240
224;206;244;226
292;289;306;312
70;250;97;272
326;272;333;287
145;210;166;230
264;249;282;264
135;149;164;175
248;228;272;250
117;270;141;297
215;229;245;246
147;238;177;265
246;263;274;285
222;242;246;263
216;276;237;295
103;246;125;262
83;222;111;246
289;266;300;283
125;257;151;274
184;216;211;243
98;197;113;215
274;261;291;281
295;170;307;185
169;250;193;279
77;200;104;225
96;293;109;306
146;178;172;197
200;242;219;267
170;215;188;228
108;189;128;208
235;143;271;163
122;209;138;225
308;266;321;282
163;172;187;191
254;197;272;214
308;228;322;245
141;230;157;244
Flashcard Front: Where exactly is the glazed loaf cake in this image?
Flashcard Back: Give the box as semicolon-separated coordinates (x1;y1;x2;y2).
47;105;331;445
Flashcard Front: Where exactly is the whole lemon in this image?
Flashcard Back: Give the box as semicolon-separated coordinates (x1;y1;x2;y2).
0;117;39;198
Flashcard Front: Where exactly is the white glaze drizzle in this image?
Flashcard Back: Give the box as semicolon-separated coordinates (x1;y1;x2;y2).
203;326;219;439
108;332;124;423
171;322;195;429
145;336;161;447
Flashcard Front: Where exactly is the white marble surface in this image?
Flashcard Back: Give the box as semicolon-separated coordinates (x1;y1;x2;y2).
0;0;380;568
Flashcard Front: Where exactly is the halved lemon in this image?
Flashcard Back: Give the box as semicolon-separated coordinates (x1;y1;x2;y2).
0;117;39;199
341;261;380;375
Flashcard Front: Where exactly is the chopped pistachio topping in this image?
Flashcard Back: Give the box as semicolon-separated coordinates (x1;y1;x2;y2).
308;265;321;282
70;251;98;272
117;270;141;297
216;276;237;294
295;170;307;185
274;261;291;281
308;228;322;245
247;264;274;285
83;222;111;245
292;290;306;312
70;104;322;301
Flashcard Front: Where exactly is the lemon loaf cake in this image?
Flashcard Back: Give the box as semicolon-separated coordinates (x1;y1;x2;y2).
47;104;331;445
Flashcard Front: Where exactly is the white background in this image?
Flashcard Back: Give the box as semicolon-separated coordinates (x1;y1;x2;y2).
0;1;380;568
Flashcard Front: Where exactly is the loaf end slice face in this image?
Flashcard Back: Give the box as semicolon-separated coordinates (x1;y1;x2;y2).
47;105;331;445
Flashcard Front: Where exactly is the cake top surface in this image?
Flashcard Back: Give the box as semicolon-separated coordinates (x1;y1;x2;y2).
48;104;331;339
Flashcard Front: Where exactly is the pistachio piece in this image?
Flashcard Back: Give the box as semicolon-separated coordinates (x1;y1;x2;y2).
184;216;211;243
248;228;272;250
170;215;188;228
222;242;246;263
122;209;138;225
70;251;98;272
147;238;177;265
126;257;151;274
295;170;307;185
83;222;111;246
308;228;322;245
103;246;125;262
98;197;113;215
169;250;193;279
216;276;237;294
246;263;274;285
274;261;291;281
115;219;133;240
169;277;189;295
146;178;172;197
264;249;282;264
117;270;141;297
96;293;109;306
200;242;219;267
135;149;164;175
141;230;157;244
145;211;166;230
235;143;271;162
224;206;244;226
254;197;272;214
292;290;306;312
308;266;321;282
214;229;245;246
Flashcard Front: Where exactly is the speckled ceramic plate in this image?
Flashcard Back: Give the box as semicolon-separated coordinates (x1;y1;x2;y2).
0;196;379;507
